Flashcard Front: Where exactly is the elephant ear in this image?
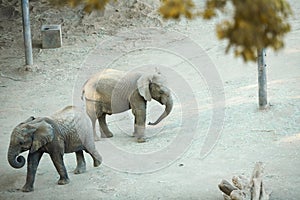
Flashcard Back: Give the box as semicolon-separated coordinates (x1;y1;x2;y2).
28;120;54;153
137;74;153;101
152;68;167;85
22;116;36;124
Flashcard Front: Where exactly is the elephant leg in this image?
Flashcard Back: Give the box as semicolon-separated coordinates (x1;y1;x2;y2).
85;147;102;167
49;153;70;185
74;150;86;174
132;109;146;143
22;151;44;192
98;114;113;138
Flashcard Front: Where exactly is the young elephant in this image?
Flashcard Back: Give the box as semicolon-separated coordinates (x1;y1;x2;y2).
7;106;102;192
81;68;173;143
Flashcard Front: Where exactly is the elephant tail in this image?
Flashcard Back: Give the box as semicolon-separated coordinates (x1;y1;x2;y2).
81;79;89;101
81;79;103;102
81;88;85;101
81;87;102;103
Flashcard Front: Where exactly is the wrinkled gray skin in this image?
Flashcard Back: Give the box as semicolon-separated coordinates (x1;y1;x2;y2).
7;106;102;192
81;69;173;143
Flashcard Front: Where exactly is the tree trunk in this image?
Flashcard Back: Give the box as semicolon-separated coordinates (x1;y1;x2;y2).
257;48;267;109
22;0;33;66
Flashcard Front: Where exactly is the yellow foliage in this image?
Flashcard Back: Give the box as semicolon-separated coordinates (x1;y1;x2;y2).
49;0;112;13
202;0;227;19
49;0;293;62
159;0;292;61
159;0;196;19
215;0;292;61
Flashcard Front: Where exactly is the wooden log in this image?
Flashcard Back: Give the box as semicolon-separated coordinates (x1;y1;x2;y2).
223;194;232;200
218;162;270;200
250;178;262;200
260;180;270;200
249;162;270;200
218;179;238;196
232;175;249;190
230;189;249;200
250;162;264;181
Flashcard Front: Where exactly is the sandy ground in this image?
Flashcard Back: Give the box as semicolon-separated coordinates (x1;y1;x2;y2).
0;0;300;199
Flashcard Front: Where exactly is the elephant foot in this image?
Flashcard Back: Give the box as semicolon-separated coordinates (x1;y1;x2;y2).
93;159;101;167
22;184;34;192
101;132;113;138
136;137;146;143
133;130;146;143
74;165;86;174
57;178;70;185
94;134;101;141
133;125;146;143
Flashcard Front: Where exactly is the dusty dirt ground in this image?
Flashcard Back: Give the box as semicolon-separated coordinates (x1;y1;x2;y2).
0;0;300;199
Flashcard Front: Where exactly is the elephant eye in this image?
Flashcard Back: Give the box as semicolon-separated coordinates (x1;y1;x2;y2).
159;90;164;94
19;141;24;145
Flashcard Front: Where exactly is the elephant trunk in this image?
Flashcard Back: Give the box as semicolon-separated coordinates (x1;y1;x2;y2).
7;144;25;169
148;97;173;126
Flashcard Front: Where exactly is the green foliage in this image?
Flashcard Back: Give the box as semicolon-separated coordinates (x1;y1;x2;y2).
49;0;293;62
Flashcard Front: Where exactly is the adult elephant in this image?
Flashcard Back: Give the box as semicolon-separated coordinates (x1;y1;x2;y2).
81;68;173;143
7;106;102;192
